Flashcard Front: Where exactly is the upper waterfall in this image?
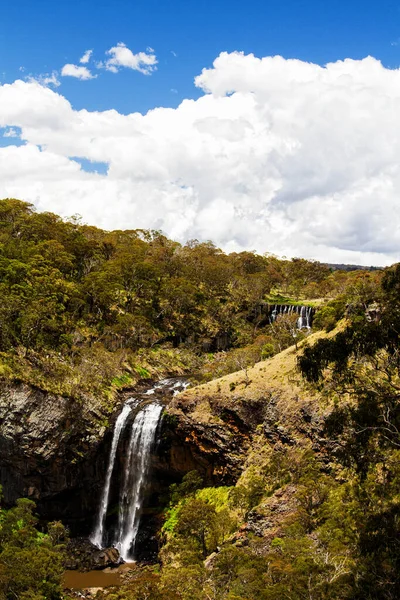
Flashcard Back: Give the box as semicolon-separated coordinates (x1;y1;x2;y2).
267;304;314;329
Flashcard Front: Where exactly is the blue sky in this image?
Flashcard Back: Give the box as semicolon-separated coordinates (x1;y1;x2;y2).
2;0;400;114
1;0;400;265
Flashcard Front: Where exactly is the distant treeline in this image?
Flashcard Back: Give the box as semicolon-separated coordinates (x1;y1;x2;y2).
0;198;385;398
325;263;382;272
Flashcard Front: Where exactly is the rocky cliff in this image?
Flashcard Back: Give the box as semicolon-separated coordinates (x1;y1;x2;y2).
0;376;227;537
164;329;337;477
0;330;335;544
0;381;112;532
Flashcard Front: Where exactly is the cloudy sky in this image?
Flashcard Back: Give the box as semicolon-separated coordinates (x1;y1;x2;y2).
1;0;400;266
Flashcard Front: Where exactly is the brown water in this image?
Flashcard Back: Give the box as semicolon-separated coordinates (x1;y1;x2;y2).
63;569;121;589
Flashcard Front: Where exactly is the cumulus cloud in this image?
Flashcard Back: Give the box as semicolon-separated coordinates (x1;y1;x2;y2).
0;52;400;266
80;49;93;64
102;42;157;74
61;63;96;80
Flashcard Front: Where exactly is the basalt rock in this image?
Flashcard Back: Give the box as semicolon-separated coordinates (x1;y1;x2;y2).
0;354;330;558
0;380;112;533
65;538;121;571
156;392;276;486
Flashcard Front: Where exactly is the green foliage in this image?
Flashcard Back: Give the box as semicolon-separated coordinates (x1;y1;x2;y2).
229;472;267;515
196;486;232;511
312;295;347;331
261;342;275;359
0;198;368;400
169;471;204;505
163;476;237;567
162;504;181;535
133;366;151;379
111;373;134;387
0;498;67;600
294;265;400;598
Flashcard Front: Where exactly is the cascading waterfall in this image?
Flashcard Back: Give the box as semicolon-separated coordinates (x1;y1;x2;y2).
91;379;186;561
269;304;313;329
114;402;163;561
90;403;132;548
297;306;312;329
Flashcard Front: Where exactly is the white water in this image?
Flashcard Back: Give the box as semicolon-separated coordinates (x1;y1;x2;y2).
91;379;187;560
90;404;132;548
269;304;313;329
297;305;312;329
114;402;163;561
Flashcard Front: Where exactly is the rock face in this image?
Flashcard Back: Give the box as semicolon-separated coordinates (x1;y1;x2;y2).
0;380;112;534
0;377;233;538
157;394;268;485
0;342;331;552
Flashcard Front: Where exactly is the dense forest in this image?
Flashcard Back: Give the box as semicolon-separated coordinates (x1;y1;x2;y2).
0;198;379;398
1;198;398;600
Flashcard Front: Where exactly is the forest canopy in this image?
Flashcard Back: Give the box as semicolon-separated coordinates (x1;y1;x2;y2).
0;198;381;401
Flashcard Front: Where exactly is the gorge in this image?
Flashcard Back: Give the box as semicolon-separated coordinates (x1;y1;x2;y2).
0;376;227;565
0;200;397;599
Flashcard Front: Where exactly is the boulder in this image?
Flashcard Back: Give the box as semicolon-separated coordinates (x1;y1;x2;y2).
65;538;121;571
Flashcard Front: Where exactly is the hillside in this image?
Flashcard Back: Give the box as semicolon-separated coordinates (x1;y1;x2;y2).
0;198;380;404
165;330;337;483
0;200;398;600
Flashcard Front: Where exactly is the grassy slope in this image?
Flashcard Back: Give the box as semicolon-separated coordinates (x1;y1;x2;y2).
176;326;341;426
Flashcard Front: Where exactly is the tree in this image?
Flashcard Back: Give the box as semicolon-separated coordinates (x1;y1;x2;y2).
270;313;304;352
0;499;67;600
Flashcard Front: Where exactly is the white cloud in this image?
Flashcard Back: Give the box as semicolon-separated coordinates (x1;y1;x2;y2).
61;63;96;80
28;71;60;87
1;53;400;266
80;49;93;64
103;42;157;75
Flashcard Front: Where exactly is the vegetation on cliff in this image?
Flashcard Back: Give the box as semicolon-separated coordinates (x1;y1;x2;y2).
0;495;67;600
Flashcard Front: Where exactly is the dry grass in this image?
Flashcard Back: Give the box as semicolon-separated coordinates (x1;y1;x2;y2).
176;324;344;425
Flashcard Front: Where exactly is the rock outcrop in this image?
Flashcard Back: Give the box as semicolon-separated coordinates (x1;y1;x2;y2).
0;376;227;536
65;538;120;571
162;330;338;479
0;380;111;532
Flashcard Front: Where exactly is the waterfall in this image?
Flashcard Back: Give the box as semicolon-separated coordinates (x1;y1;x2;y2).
91;378;186;561
297;306;312;329
306;306;312;329
90;404;132;548
297;306;305;329
114;402;163;561
268;304;314;329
